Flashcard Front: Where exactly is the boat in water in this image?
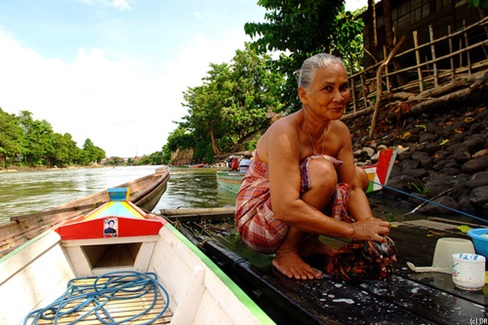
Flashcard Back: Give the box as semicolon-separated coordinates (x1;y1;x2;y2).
162;207;488;324
0;167;170;258
0;187;273;325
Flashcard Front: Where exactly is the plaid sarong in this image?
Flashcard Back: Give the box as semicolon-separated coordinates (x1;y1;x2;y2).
235;152;351;254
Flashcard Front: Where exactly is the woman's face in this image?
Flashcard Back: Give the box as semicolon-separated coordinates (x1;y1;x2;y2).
299;63;351;120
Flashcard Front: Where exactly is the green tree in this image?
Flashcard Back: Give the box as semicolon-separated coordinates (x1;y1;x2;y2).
81;138;106;164
17;111;56;166
47;133;81;167
178;45;284;162
245;0;364;112
0;108;24;168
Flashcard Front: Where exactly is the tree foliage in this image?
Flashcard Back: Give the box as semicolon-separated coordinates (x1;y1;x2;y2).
163;44;285;164
0;107;105;168
244;0;365;112
150;3;367;164
469;0;488;8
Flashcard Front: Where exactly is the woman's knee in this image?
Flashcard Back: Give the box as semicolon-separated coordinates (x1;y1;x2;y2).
356;166;369;191
308;158;338;191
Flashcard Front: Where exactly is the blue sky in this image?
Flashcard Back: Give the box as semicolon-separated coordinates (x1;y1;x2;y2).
0;0;366;158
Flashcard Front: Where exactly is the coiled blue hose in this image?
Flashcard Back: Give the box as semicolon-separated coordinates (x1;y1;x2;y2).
24;271;170;325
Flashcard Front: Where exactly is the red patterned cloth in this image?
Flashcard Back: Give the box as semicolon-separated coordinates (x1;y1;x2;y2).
235;152;346;254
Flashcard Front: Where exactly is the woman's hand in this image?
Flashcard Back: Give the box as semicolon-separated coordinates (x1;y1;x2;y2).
350;218;390;242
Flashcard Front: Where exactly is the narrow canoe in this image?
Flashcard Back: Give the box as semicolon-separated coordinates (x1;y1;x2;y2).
0;167;170;258
217;148;397;194
0;188;274;325
163;208;488;325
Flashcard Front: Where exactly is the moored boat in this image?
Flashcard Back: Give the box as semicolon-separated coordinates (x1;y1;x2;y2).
188;163;206;168
216;148;397;194
0;167;170;258
216;170;246;194
0;188;274;325
163;207;488;324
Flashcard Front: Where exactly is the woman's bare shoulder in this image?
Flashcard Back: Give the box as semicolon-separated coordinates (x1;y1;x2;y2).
330;119;350;133
268;112;301;136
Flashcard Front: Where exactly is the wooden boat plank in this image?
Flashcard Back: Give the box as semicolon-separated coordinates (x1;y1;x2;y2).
263;272;452;324
33;279;173;324
203;240;433;324
10;202;105;222
318;223;488;309
205;236;488;324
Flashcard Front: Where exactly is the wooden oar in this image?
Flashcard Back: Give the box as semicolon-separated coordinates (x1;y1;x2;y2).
401;188;453;216
160;207;235;216
160;207;235;222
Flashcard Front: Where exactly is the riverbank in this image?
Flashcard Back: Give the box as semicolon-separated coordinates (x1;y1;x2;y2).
0;163;105;173
351;100;488;220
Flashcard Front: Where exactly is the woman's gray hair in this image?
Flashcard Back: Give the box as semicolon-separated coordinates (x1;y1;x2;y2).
297;53;345;90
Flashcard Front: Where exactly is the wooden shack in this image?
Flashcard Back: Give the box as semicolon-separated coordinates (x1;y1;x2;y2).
363;0;487;69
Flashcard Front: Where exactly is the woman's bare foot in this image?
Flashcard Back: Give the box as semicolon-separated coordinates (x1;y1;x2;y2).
272;248;323;280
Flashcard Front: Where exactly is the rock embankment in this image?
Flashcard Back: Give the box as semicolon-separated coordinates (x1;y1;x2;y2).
352;103;488;219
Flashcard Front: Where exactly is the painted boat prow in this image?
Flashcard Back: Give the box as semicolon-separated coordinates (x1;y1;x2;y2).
55;188;165;240
362;147;398;193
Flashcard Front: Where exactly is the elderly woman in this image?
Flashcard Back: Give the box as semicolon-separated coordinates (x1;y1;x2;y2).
235;53;391;280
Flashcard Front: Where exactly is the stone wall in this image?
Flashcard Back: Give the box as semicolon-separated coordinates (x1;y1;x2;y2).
353;103;488;219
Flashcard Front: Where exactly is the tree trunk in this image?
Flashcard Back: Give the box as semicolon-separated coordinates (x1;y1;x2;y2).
369;36;406;137
367;0;377;48
407;69;488;114
209;129;220;155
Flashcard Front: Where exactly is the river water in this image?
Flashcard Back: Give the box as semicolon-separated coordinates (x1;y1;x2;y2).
1;165;465;226
0;166;236;224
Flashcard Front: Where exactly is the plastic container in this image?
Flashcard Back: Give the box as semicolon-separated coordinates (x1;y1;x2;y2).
467;228;488;259
407;237;475;273
452;253;486;291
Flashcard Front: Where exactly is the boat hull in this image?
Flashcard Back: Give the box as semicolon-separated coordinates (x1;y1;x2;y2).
216;171;245;194
164;208;488;325
0;225;273;325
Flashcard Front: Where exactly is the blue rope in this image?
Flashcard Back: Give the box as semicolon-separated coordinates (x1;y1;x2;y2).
24;271;170;325
372;181;487;224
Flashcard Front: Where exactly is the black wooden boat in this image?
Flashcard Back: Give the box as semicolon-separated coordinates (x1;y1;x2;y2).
162;207;488;325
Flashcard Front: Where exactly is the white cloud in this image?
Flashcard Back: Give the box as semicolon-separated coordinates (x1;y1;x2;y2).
78;0;132;11
0;33;165;156
0;26;253;157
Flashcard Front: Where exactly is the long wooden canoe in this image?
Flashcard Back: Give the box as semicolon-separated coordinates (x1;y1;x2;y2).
163;208;488;324
0;188;273;325
217;148;397;194
0;167;170;257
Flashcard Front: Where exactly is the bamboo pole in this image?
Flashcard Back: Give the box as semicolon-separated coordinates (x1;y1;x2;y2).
349;62;358;112
383;46;391;91
448;25;455;82
413;31;424;92
429;25;439;87
463;20;472;75
360;73;369;109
